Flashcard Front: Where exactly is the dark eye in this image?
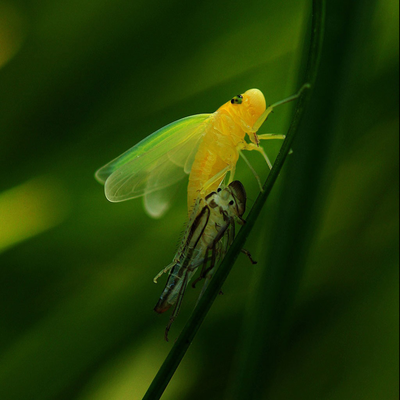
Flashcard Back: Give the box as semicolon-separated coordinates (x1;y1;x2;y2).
217;188;222;192
229;200;234;205
230;94;243;105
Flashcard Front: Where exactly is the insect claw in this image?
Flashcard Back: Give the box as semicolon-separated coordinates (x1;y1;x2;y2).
238;217;246;225
241;248;257;264
165;319;174;342
192;273;205;288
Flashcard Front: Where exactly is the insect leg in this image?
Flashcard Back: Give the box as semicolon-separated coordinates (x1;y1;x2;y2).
257;133;294;155
192;238;221;289
242;142;273;169
258;146;273;169
191;254;210;288
199;165;231;197
241;248;257;264
153;262;177;283
257;133;286;141
197;247;218;303
239;150;263;192
258;133;295;154
164;269;190;341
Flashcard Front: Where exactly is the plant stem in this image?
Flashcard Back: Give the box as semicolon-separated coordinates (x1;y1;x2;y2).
142;2;325;398
230;0;370;398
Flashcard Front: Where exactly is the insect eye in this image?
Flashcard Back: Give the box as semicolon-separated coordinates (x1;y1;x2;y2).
217;188;222;192
230;94;243;105
229;200;234;205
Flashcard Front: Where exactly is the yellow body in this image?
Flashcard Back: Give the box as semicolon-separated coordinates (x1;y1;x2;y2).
95;85;308;218
188;89;266;211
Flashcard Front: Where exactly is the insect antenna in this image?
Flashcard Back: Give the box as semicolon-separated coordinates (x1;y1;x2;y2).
252;83;311;132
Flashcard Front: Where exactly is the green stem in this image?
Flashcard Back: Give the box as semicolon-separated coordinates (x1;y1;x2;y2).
230;0;375;397
142;2;325;398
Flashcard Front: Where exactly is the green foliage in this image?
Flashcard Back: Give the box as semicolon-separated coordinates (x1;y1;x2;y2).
0;0;398;399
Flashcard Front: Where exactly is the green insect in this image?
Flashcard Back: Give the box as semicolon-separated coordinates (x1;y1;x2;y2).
95;85;309;217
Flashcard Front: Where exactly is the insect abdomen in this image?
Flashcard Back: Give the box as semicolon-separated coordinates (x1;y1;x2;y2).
187;140;225;210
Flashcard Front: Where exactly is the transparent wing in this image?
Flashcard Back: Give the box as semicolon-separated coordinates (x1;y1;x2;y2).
95;114;212;204
144;187;174;219
143;172;185;218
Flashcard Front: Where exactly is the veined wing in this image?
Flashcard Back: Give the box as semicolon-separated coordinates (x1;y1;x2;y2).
143;176;184;218
154;204;211;314
95;114;212;203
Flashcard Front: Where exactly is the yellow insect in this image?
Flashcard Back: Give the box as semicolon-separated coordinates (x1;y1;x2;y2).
153;180;254;341
95;85;308;217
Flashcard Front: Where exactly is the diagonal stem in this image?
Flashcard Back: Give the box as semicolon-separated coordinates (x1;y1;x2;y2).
142;1;325;398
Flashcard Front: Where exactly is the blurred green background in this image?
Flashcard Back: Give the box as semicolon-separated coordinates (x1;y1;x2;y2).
0;1;398;399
